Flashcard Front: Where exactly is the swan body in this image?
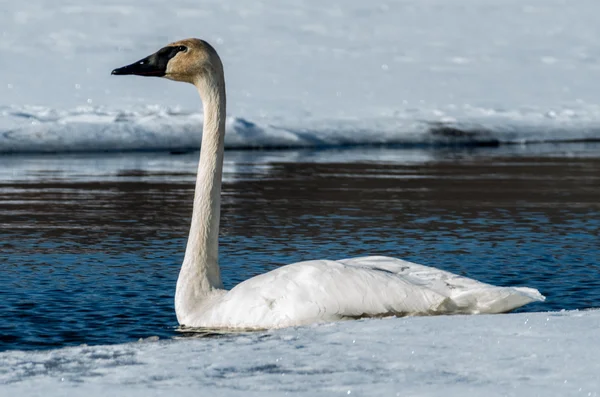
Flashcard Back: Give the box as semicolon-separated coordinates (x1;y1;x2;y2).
176;256;543;329
112;38;544;329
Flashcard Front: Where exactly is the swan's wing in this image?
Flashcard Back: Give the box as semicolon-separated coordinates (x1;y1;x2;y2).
340;256;545;314
209;256;544;328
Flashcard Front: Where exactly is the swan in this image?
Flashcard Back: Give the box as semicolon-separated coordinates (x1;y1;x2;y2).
112;38;545;329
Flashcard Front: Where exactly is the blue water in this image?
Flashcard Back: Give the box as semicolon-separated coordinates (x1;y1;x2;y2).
1;145;599;351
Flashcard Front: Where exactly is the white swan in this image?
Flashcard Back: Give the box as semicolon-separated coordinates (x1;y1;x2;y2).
112;38;544;329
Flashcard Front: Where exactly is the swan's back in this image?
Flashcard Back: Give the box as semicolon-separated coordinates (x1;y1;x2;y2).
186;256;544;329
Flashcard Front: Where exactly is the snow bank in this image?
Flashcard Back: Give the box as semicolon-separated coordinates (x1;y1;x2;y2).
2;105;600;153
2;0;600;153
1;310;598;396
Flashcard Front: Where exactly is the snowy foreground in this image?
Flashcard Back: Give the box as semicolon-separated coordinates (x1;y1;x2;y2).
2;0;600;152
1;310;598;396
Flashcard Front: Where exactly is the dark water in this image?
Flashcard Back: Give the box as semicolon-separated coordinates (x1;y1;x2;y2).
1;144;599;351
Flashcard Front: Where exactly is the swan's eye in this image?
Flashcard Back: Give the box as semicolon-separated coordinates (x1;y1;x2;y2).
177;46;188;53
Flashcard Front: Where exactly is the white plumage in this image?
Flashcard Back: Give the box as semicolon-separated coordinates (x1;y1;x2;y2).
112;38;544;330
179;256;544;329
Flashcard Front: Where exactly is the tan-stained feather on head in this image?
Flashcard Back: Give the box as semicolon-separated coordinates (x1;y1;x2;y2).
164;38;223;85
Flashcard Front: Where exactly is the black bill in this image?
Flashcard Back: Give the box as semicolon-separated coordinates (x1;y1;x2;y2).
111;46;186;77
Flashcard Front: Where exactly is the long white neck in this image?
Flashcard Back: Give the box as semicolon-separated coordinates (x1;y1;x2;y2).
175;70;226;323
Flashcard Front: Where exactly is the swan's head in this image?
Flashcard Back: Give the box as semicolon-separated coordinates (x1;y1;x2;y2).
111;38;223;85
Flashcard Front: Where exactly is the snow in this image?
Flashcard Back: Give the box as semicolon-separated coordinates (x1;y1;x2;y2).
1;310;598;396
1;1;599;394
2;0;600;152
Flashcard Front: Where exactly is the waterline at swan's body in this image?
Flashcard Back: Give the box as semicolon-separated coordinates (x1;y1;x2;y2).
112;38;544;329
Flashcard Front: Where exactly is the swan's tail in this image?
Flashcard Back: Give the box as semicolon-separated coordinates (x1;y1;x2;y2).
447;286;545;314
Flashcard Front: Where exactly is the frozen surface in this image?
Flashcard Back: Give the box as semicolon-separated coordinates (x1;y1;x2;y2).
2;0;600;152
1;310;599;396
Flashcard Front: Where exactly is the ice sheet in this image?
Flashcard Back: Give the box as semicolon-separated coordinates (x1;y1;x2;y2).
1;310;598;396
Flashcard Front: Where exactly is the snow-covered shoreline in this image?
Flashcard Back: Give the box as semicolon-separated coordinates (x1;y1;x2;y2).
2;105;600;153
2;310;598;396
3;0;600;153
